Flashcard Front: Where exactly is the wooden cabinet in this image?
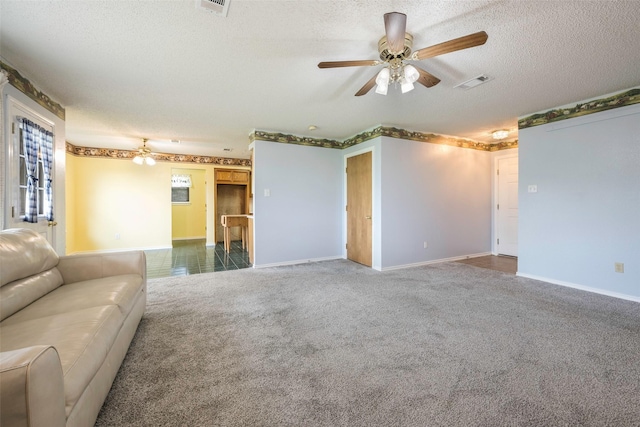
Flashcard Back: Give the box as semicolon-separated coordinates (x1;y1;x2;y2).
214;169;251;243
216;170;249;184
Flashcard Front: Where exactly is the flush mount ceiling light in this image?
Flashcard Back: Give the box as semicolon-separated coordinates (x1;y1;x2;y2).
132;139;156;166
492;130;509;140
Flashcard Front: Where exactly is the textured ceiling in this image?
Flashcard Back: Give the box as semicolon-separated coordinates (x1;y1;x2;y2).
1;0;639;159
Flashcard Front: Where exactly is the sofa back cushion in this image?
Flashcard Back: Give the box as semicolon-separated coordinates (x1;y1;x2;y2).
1;228;59;287
0;228;62;321
0;269;64;321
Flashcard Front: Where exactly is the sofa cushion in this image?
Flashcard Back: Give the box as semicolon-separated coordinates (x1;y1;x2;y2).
0;228;59;287
0;305;124;417
0;269;64;322
1;274;144;326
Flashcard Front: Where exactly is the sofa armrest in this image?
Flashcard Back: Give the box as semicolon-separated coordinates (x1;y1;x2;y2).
0;346;66;427
57;251;146;285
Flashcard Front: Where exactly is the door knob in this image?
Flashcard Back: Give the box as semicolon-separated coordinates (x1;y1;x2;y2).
48;221;58;227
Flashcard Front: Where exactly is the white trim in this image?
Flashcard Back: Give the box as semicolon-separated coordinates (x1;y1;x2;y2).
516;272;640;303
343;146;376;269
171;236;206;241
381;252;492;271
491;149;518;255
66;245;172;255
253;255;343;269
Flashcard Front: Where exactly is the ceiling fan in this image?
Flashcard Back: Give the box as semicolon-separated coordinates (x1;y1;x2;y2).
318;12;488;96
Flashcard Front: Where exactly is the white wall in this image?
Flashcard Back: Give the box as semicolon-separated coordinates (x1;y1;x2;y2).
253;140;343;267
518;103;640;300
378;137;492;269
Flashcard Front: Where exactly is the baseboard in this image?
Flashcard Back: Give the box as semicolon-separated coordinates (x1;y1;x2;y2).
66;245;172;255
253;256;343;269
381;252;492;271
516;272;640;303
172;237;206;241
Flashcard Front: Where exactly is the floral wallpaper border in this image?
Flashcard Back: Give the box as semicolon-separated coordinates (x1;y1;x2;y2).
518;87;640;130
1;61;66;121
251;126;518;152
66;142;252;167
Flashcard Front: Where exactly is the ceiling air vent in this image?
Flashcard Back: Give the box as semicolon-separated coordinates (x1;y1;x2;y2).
197;0;230;17
454;74;493;90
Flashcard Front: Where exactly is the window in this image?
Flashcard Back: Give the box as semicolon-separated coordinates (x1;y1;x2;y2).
18;133;46;218
16;117;54;223
171;174;192;204
171;187;190;203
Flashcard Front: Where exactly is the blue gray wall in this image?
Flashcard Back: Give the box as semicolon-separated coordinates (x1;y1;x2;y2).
254;136;492;270
378;137;491;269
253;140;343;267
518;103;640;300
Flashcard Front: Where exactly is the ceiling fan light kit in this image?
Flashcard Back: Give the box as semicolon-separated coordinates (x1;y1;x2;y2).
318;12;488;97
132;139;156;166
492;130;509;140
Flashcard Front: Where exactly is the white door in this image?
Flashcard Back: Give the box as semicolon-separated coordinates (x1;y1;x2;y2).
4;98;56;245
497;156;518;256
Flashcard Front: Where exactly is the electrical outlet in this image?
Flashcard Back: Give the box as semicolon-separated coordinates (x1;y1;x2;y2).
614;262;624;273
423;241;428;249
115;233;121;240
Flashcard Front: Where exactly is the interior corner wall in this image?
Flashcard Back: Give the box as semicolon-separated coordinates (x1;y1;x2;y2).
518;103;640;300
252;140;343;267
378;137;492;269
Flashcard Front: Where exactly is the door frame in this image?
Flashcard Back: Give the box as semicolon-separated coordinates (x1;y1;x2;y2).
2;94;57;250
343;146;377;269
492;150;519;256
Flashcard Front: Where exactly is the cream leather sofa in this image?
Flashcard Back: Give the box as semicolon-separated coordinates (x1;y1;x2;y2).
0;228;146;427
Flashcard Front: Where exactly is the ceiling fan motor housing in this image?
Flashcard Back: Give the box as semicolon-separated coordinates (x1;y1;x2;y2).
378;33;413;62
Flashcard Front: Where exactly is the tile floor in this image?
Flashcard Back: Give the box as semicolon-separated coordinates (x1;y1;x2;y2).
145;239;251;279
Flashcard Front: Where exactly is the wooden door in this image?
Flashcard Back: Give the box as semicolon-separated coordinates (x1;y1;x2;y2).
497;156;518;256
346;152;372;266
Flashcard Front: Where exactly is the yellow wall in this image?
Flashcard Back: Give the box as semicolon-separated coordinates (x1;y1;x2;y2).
65;154;78;254
65;153;249;254
171;168;206;240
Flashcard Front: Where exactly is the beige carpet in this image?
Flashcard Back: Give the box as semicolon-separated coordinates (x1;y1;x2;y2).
96;260;640;426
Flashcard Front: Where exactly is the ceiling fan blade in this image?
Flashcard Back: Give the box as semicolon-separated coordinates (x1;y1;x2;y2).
318;60;379;68
414;66;441;88
355;73;378;96
384;12;407;55
413;31;488;60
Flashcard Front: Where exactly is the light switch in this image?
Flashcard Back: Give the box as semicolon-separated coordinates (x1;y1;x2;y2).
528;185;538;193
264;189;270;197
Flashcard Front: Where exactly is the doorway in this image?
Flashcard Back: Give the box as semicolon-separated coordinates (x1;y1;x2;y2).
215;184;247;243
4;97;56;246
171;168;206;242
496;156;518;256
346;151;372;267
